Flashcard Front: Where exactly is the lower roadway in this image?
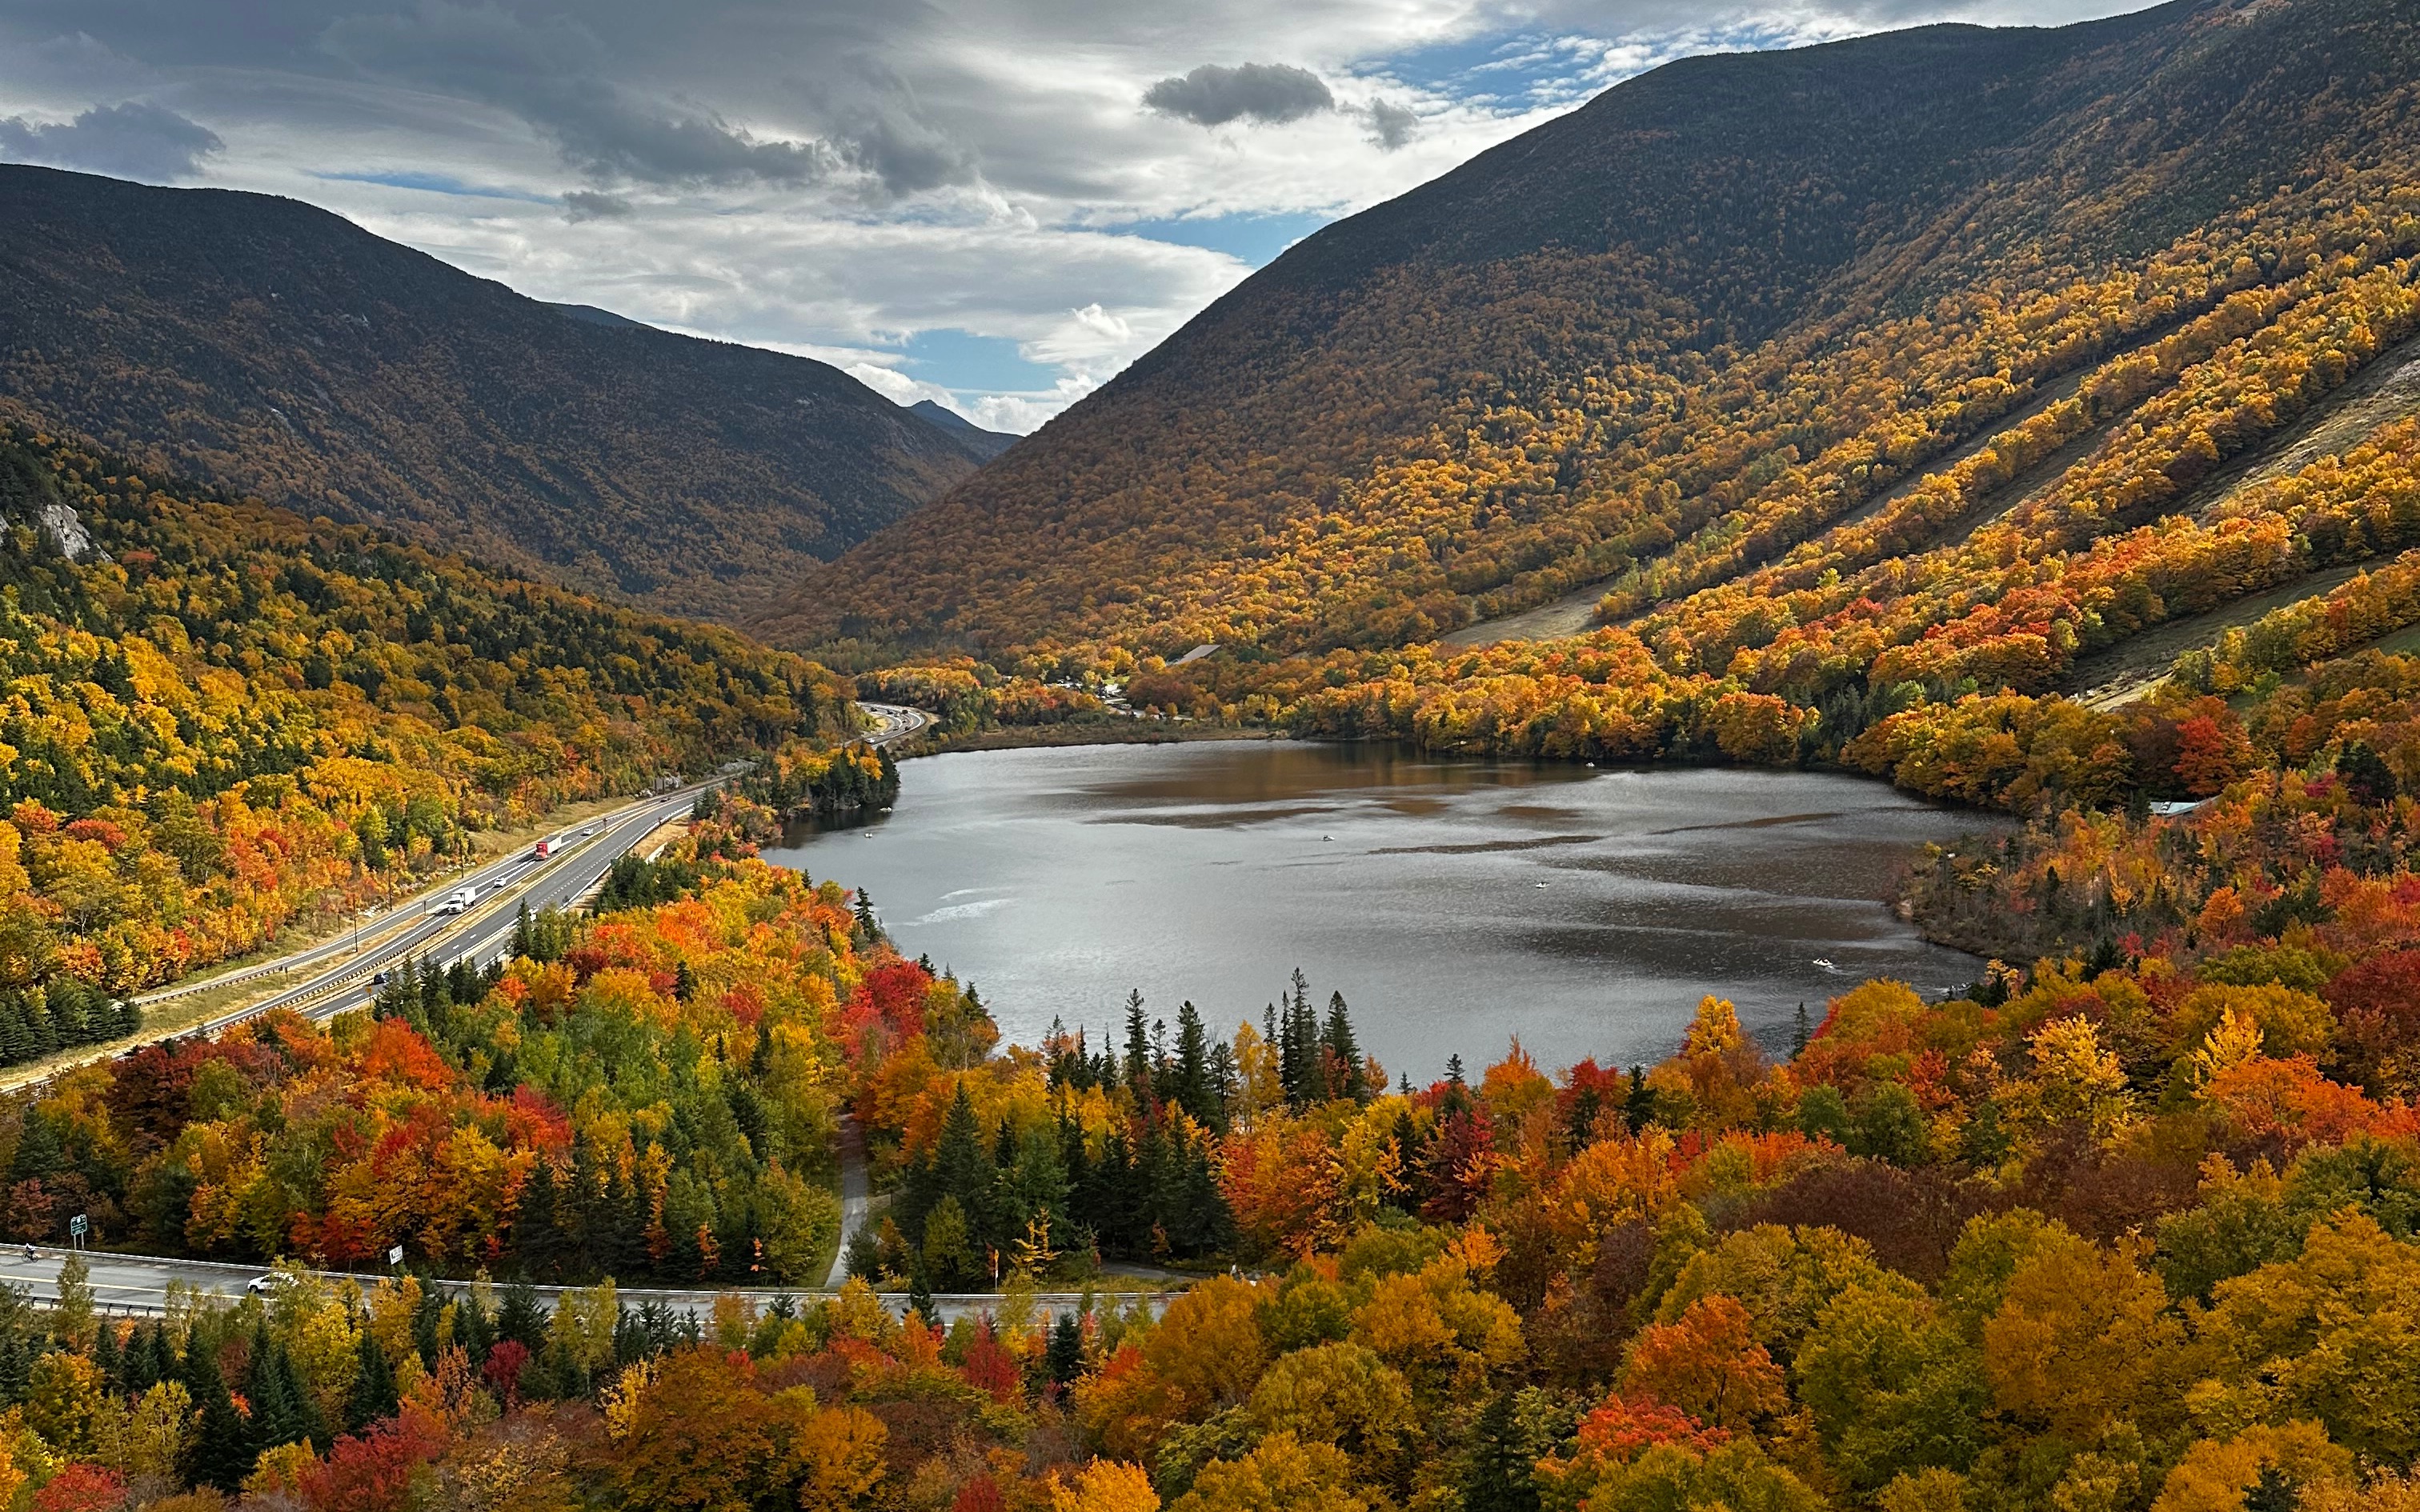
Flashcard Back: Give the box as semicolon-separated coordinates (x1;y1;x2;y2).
5;1246;1164;1328
18;700;1154;1318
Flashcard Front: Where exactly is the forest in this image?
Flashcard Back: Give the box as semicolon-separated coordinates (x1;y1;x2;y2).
2;748;2420;1507
0;424;874;1066
780;0;2420;666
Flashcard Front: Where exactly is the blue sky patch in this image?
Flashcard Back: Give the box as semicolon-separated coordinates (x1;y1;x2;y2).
899;328;1062;396
317;170;555;204
1111;209;1335;267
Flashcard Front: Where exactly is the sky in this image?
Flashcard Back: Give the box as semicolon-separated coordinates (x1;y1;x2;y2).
0;0;2149;434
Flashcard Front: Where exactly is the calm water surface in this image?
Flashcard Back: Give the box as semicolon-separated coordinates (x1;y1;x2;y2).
763;742;2004;1079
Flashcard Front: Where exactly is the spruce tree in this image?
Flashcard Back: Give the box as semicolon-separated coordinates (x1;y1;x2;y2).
344;1326;399;1432
1322;992;1364;1102
92;1316;120;1387
932;1084;990;1244
498;1279;547;1351
1463;1390;1540;1512
1046;1308;1084;1388
245;1323;308;1456
1121;990;1152;1107
184;1334;253;1491
1173;1002;1213;1126
1792;1002;1812;1058
1623;1065;1655;1134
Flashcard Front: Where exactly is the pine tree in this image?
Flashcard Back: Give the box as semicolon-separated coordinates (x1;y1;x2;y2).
511;901;535;961
1173;1002;1213;1125
185;1334;253;1491
1791;1002;1812;1058
1623;1065;1655;1134
1046;1308;1084;1389
1122;990;1152;1108
932;1084;991;1246
1463;1390;1541;1512
1322;991;1365;1102
344;1326;399;1432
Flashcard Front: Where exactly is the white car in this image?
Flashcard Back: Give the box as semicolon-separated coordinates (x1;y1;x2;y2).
246;1273;286;1295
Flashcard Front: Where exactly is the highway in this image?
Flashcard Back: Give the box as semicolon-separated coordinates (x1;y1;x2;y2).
21;702;936;1086
857;701;932;744
1;1246;1165;1328
3;699;1105;1320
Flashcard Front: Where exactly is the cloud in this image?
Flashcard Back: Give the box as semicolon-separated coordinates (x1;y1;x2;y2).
562;188;631;221
320;2;835;188
1143;62;1335;127
1364;98;1419;150
0;0;2158;429
0;99;221;181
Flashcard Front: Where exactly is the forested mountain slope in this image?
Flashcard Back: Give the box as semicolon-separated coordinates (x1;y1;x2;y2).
0;166;995;621
774;0;2420;659
0;425;875;1029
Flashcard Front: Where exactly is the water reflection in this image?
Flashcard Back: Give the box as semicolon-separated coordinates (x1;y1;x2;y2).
763;742;2006;1079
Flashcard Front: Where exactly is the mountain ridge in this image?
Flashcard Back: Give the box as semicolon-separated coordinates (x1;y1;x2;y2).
767;0;2420;662
0;165;994;621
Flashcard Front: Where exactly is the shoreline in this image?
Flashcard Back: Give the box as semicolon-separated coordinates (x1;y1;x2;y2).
889;719;1287;758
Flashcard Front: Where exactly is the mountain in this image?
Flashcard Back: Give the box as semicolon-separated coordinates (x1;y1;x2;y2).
0;422;865;1011
0;165;996;621
548;301;655;332
909;398;1019;460
768;0;2420;659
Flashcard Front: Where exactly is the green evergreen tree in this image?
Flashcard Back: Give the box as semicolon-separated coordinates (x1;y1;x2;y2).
184;1334;253;1491
1046;1308;1084;1389
1463;1391;1538;1512
932;1083;991;1243
1172;1002;1213;1125
1322;991;1365;1102
344;1325;399;1433
245;1322;309;1455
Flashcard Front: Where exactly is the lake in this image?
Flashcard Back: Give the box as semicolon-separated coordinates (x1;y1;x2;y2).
762;740;2003;1081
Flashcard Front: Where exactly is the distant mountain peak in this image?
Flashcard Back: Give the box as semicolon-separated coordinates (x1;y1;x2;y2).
0;162;1001;622
907;399;1016;460
550;302;653;332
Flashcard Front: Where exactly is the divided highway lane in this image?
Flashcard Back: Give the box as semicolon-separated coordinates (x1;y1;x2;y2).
3;1246;1168;1329
134;700;932;1034
858;702;932;744
281;786;706;1022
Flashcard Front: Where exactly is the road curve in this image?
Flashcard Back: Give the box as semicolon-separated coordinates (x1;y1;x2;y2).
858;702;932;745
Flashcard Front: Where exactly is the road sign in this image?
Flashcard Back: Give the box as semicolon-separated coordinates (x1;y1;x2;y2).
388;1245;404;1266
66;1215;86;1245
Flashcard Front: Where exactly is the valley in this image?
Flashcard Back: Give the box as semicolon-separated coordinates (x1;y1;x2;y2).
9;0;2420;1507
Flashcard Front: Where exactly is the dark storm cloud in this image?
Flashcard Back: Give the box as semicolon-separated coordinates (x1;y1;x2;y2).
319;2;836;187
0;99;222;180
799;58;980;197
561;186;631;219
1143;62;1334;128
1364;98;1417;150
